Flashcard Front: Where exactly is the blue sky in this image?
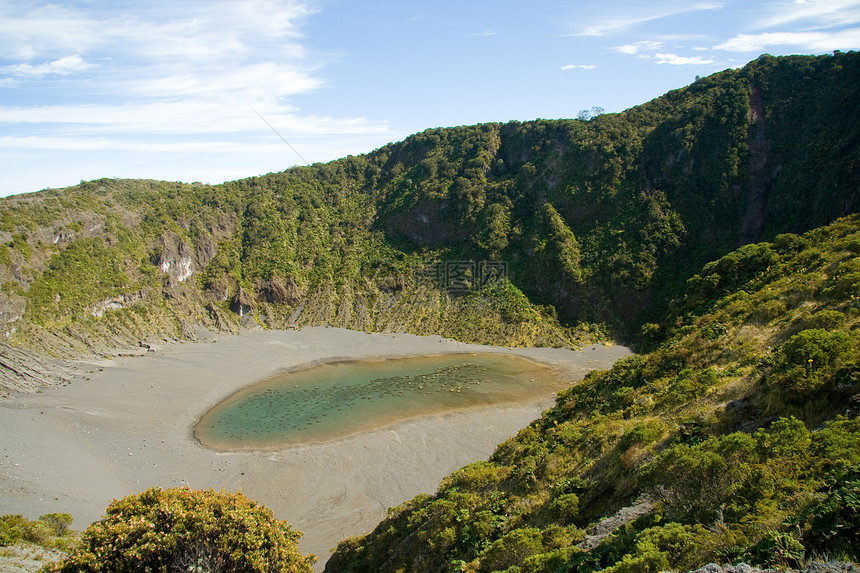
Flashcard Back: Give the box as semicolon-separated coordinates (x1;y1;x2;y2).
1;0;859;197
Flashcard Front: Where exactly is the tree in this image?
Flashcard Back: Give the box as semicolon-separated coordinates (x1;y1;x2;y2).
577;106;605;121
49;487;315;573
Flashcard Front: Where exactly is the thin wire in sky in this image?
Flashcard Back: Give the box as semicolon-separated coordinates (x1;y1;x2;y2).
252;108;311;166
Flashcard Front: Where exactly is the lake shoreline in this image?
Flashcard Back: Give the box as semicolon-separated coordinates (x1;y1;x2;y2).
0;327;631;569
194;352;573;451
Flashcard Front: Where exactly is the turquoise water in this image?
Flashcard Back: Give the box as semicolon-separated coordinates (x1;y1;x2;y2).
195;353;567;450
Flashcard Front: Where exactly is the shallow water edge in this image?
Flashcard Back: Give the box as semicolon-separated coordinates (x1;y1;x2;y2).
195;352;571;450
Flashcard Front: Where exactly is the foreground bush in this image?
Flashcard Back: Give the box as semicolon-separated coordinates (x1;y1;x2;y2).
49;487;315;573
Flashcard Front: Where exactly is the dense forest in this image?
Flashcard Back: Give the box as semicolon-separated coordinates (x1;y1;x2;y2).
1;52;859;571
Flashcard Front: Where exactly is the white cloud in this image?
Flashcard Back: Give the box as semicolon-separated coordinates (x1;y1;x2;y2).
571;2;723;36
561;64;597;70
711;0;860;54
0;3;102;59
0;1;314;61
0;102;390;138
470;29;498;37
0;135;235;152
715;28;860;51
613;41;664;55
0;1;392;158
755;0;860;29
653;53;715;65
3;55;92;77
136;62;323;100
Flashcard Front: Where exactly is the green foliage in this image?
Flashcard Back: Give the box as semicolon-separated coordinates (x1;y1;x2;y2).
1;51;860;573
39;513;74;537
477;528;544;572
643;433;756;523
765;327;857;399
26;237;133;326
0;513;75;549
49;487;314;573
7;233;33;260
749;531;806;568
599;524;710;573
781;328;852;369
549;494;580;524
328;213;860;572
802;463;860;560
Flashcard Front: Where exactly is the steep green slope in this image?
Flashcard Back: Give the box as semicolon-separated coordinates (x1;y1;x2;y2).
325;214;860;573
0;52;858;394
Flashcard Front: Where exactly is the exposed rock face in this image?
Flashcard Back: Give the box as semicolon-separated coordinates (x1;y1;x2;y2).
88;291;145;318
0;343;83;397
0;293;26;340
255;276;302;306
152;232;196;286
231;287;256;316
576;498;655;551
690;562;859;573
152;231;218;287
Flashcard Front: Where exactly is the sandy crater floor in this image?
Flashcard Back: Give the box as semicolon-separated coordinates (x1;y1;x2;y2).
0;327;631;568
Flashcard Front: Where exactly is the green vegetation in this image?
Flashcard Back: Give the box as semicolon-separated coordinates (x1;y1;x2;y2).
325;215;860;572
1;52;858;362
0;513;76;551
0;52;859;570
48;487;314;573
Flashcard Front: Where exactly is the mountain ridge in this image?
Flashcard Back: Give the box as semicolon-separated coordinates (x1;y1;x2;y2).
1;51;859;571
1;54;856;389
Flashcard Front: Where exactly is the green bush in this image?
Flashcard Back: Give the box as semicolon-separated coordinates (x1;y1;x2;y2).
618;420;665;451
781;328;852;370
549;493;580;524
48;487;315;573
477;528;544;573
0;513;73;548
39;513;73;537
749;531;805;568
802;463;860;560
750;299;786;324
642;433;756;523
601;523;711;573
806;309;846;330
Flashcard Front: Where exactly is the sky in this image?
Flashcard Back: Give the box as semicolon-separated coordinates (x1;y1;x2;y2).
1;0;859;197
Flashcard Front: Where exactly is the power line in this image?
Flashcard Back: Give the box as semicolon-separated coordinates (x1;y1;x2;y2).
252;107;310;166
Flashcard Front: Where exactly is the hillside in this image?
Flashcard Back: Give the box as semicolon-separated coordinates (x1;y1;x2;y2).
325;213;860;572
2;52;859;395
0;51;859;571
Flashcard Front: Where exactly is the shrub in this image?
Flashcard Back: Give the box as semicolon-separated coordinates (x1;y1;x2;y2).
39;513;74;537
549;493;580;524
642;433;756;523
750;299;786;324
749;531;805;568
781;328;852;370
773;233;807;254
806;309;845;330
520;546;580;573
48;487;315;573
802;463;860;561
600;522;710;573
478;528;544;572
618;420;666;451
0;513;69;547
